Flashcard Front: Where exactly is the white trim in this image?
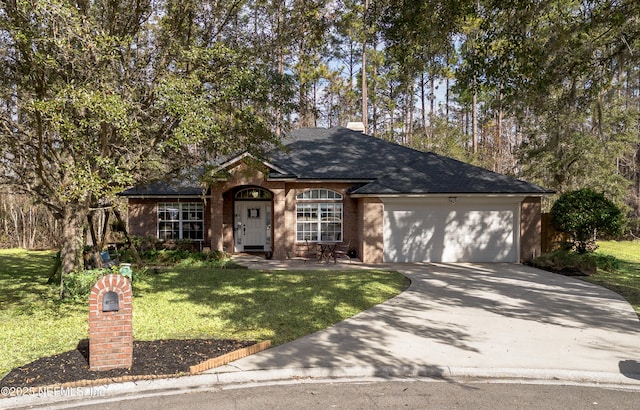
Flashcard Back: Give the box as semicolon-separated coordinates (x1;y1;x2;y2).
296;188;343;201
295;202;343;243
267;178;374;183
124;195;203;199
157;202;204;241
213;152;291;177
379;195;528;203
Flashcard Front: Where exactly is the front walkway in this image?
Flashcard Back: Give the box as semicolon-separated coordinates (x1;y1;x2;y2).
211;260;640;382
229;253;371;270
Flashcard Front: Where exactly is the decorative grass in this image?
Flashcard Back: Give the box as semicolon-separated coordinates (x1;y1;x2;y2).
0;249;409;379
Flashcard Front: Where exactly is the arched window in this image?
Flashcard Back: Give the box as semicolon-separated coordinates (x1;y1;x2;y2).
296;189;342;201
235;187;272;200
296;189;343;242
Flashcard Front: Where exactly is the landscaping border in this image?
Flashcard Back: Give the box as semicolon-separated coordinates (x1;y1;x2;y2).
1;340;271;398
190;340;271;374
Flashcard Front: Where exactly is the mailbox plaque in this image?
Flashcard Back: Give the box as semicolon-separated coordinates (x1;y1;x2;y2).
102;291;119;312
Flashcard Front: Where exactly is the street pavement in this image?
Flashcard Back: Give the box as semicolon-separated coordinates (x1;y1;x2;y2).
52;380;640;410
4;257;640;408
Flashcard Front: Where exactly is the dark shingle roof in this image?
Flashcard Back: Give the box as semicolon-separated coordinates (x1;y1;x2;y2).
265;127;552;195
266;127;422;180
121;126;552;196
119;177;205;197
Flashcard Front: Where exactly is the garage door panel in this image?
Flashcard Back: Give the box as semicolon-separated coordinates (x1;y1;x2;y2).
383;200;518;263
384;213;442;263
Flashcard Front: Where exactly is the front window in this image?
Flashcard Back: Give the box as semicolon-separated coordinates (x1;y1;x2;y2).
296;189;343;242
158;202;204;241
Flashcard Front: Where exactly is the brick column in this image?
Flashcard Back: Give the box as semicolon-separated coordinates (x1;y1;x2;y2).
272;187;287;259
88;274;133;371
360;198;384;263
210;190;224;252
520;196;542;261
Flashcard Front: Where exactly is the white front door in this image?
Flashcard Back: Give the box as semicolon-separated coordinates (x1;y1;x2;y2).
235;201;271;252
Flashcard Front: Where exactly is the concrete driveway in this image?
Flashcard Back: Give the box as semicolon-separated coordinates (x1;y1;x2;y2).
210;262;640;383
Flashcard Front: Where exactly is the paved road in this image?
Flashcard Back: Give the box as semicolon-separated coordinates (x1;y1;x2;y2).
37;379;640;410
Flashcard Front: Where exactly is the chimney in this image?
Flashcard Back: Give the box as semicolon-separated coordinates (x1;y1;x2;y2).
346;121;365;132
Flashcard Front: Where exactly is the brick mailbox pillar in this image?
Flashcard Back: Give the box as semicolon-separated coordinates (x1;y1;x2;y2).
88;274;133;371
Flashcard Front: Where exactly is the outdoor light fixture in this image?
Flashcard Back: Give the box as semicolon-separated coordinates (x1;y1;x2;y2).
448;196;457;204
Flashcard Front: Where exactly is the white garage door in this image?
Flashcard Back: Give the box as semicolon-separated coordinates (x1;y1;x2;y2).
383;198;520;263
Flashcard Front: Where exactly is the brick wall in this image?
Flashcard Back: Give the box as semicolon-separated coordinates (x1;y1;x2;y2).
88;274;133;371
520;196;542;261
127;198;210;245
359;197;384;263
210;161;361;259
127;199;157;238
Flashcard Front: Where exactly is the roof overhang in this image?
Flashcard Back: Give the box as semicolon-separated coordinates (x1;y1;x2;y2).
263;178;375;183
122;194;205;199
350;193;545;200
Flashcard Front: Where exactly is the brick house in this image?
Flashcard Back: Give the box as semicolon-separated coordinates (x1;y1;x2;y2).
122;126;552;263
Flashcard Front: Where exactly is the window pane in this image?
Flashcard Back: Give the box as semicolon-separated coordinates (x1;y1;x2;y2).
296;203;317;221
182;203;203;221
296;222;318;241
296;202;342;242
158;202;203;241
182;221;204;240
297;189;342;200
159;221;179;240
159;203;180;221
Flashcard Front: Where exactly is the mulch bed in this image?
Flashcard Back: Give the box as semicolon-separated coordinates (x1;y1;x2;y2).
524;261;591;277
1;339;255;389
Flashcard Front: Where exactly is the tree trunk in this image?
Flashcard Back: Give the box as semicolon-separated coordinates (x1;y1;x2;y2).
361;0;369;132
421;72;426;131
372;63;378;137
472;78;478;154
113;208;144;267
496;87;503;173
445;50;450;124
371;41;378;137
59;205;88;296
361;46;368;131
429;68;435;136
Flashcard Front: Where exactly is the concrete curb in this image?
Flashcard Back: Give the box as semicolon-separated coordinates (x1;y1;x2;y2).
5;365;640;409
211;366;640;387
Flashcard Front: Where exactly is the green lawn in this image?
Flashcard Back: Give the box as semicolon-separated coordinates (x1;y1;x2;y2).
0;249;409;379
588;240;640;314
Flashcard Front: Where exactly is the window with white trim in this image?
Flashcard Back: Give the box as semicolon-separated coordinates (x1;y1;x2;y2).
158;202;204;241
296;189;343;242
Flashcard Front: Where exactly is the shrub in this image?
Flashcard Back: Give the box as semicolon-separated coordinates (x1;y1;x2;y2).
530;250;597;275
550;188;625;253
62;268;114;300
530;249;621;276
